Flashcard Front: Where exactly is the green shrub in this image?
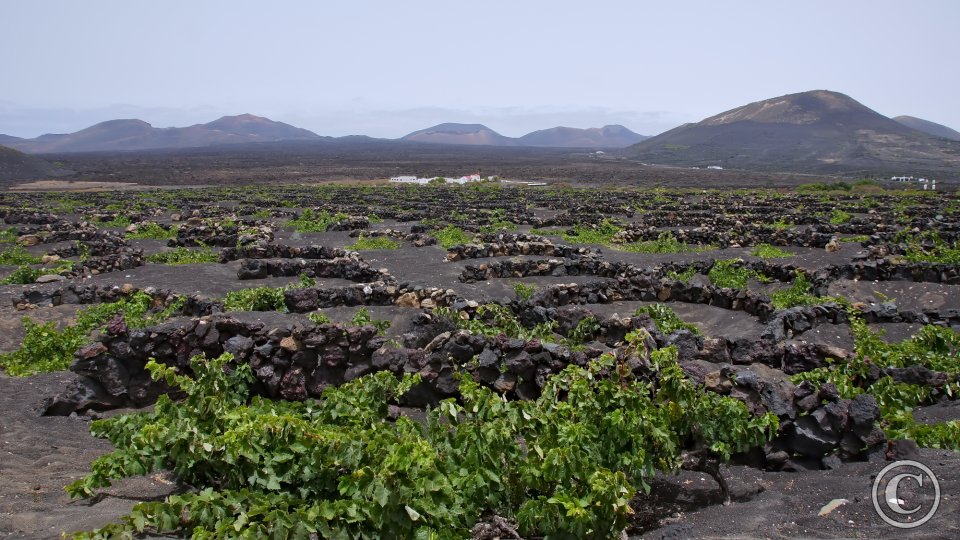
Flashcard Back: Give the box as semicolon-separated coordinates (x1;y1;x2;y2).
708;259;766;289
434;225;472;249
146;246;217;265
770;271;838;309
1;265;43;285
771;218;792;231
67;341;777;538
0;245;42;265
0;292;183;376
513;282;536;301
829;209;852;224
0;228;16;244
288;209;349;233
126;223;177;240
634;304;701;335
900;232;960;264
561;219;621;245
347;235;401;250
224;286;288;312
351;307;390;334
436;304;557;342
307;312;332;325
666;267;697;284
750;244;792;259
563;315;601;349
98;215;133;228
791;316;960;450
618;231;714;254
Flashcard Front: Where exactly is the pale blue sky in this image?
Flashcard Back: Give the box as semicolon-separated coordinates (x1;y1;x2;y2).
2;0;958;138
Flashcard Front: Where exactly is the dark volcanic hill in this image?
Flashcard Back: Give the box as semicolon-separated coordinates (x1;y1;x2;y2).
518;125;648;148
0;144;71;181
7;114;322;154
203;113;318;140
894;115;960;141
401;123;518;146
624;90;960;176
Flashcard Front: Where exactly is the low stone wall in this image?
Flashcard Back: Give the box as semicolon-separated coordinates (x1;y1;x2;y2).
327;216;370;231
48;236;129;258
460;258;636;282
0;211;62;225
447;241;598;262
14;283;221;316
817;259;960;285
348;228;437;247
237;257;389;282
63;248;145;278
219;244;349;263
42;304;902;466
169;224;273;247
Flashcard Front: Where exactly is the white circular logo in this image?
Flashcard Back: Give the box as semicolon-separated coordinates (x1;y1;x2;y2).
872;460;941;529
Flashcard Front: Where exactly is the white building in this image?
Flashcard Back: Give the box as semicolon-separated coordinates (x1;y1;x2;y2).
389;173;483;185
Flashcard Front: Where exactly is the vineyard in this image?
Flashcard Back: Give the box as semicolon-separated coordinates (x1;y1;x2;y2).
0;183;958;538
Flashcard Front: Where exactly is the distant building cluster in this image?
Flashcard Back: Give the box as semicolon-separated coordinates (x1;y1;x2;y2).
891;176;937;190
389;173;483;185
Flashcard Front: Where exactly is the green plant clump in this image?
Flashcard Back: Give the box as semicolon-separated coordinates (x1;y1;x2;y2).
434;225;472;249
0;292;183;376
288;209;349;233
436;304;557;343
147;246;217;265
666;267;697;284
351;307;391;334
98;215;133;228
707;259;766;289
829;209;852;224
561;219;621;245
0;245;42;266
618;232;714;254
67;338;777;539
770;271;838;309
750;244;793;259
634;304;701;336
347;235;401;251
1;265;44;285
791;316;960;450
223;275;316;313
126;223;177;240
513;282;536;301
307;312;332;325
224;286;288;312
900;232;960;264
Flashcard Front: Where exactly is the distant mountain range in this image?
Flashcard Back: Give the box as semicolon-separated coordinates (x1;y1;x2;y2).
400;123;648;148
2;117;649;154
2;114;321;154
3;93;959;178
624;90;960;175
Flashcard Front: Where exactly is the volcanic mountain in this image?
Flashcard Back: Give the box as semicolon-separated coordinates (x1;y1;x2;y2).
624;90;960;176
4;114;321;153
894;115;960;141
401;123;518;146
0;145;71;181
518;125;647;148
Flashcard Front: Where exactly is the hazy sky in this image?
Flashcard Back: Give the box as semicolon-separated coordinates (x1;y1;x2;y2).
2;0;958;138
